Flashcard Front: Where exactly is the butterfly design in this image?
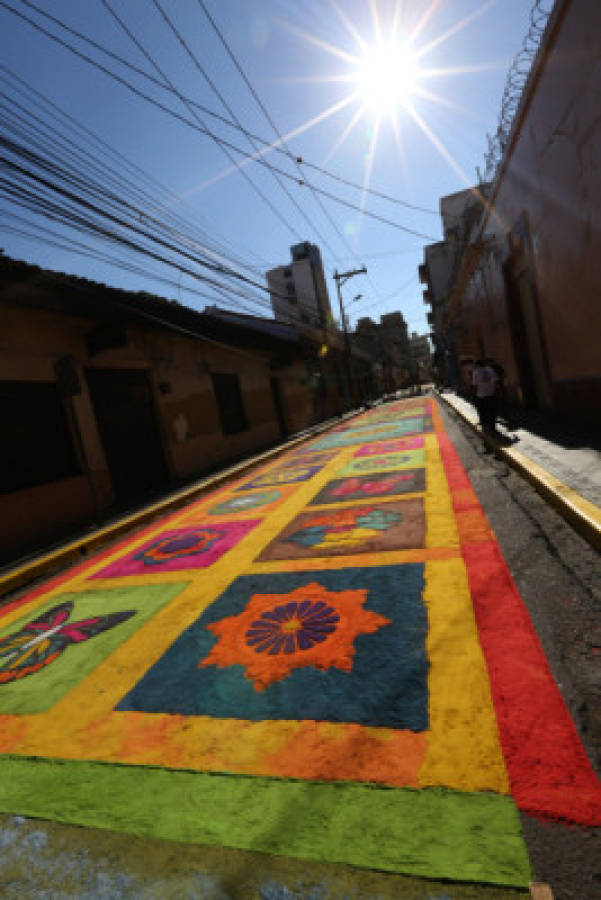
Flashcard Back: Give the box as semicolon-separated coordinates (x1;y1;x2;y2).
0;601;136;685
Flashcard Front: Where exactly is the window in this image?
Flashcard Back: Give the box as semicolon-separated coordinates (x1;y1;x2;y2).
211;373;248;435
0;380;80;494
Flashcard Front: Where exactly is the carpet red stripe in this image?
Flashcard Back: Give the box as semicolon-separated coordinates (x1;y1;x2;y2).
437;427;601;825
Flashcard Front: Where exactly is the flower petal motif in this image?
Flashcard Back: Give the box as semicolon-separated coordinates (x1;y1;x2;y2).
245;600;340;655
134;529;223;565
209;491;280;515
199;583;391;691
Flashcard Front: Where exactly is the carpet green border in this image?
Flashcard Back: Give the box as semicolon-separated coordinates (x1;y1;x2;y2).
0;756;530;887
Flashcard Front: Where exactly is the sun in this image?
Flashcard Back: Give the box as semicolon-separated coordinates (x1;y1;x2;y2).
354;42;420;118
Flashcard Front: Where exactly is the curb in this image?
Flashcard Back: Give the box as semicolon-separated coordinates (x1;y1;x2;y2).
436;392;601;552
0;409;362;600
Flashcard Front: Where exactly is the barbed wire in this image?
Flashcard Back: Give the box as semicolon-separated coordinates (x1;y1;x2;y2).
479;0;554;183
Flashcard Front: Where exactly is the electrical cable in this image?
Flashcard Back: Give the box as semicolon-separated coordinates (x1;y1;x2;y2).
0;0;438;240
100;0;303;243
0;75;424;333
0;65;274;274
141;0;341;258
15;0;443;218
0;5;431;341
195;0;387;310
1;129;339;322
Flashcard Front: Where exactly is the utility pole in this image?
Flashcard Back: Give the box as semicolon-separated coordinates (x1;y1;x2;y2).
333;266;367;409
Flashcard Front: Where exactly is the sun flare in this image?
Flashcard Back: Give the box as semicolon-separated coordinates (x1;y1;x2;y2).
354;42;420;117
187;1;500;224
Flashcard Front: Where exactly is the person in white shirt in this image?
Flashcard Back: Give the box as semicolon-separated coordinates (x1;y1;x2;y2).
472;359;499;433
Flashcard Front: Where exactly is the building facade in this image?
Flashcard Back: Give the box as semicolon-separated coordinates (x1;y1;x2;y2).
444;0;601;417
0;258;350;562
266;241;334;330
419;186;489;386
353;311;412;393
409;332;432;381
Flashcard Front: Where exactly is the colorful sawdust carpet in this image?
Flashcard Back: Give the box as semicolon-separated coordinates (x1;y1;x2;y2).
309;417;433;449
207;491;282;516
309;469;425;505
236;463;325;490
336;449;426;475
257;501;425;561
0;397;599;890
354;436;424;456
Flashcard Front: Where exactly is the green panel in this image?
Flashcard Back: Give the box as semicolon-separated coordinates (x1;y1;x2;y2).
336;449;426;476
0;757;531;887
0;583;188;714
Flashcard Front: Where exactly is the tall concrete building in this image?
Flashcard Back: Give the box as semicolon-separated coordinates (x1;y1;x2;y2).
266;242;333;330
352;311;412;393
379;311;411;369
409;331;432;379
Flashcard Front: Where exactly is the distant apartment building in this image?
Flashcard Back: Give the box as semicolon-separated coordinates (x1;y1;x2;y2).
409;332;432;379
266;242;334;330
380;311;412;370
353;310;412;392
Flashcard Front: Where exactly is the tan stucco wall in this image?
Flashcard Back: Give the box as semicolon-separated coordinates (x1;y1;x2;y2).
0;295;321;557
456;0;601;409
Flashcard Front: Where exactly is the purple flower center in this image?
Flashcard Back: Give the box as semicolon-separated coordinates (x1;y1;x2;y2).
245;600;339;655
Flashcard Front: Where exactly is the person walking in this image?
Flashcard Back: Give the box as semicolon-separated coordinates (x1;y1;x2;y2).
472;358;499;434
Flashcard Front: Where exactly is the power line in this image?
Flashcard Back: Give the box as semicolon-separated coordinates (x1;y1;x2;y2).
0;74;282;300
146;0;342;259
0;0;438;240
2;219;372;375
0;109;340;322
0;3;435;341
100;0;303;243
15;0;442;219
195;0;387;305
196;0;354;261
2;147;271;293
352;273;419;317
1;110;397;336
0;66;272;276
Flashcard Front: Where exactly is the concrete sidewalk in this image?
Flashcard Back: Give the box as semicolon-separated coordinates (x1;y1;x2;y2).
437;390;601;550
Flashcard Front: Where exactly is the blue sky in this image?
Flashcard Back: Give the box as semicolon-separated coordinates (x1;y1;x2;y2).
0;0;535;333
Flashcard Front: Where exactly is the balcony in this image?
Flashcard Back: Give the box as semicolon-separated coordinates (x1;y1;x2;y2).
418;263;428;285
426;311;434;325
423;289;432;305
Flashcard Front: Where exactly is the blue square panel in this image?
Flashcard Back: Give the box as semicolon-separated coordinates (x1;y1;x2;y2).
117;565;429;731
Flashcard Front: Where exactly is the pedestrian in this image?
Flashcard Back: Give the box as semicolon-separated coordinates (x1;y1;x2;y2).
472;358;499;435
489;358;512;429
460;357;474;399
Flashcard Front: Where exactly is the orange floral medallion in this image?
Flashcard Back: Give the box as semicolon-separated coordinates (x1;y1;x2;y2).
199;583;391;691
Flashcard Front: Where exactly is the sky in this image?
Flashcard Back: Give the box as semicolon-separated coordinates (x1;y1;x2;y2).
0;0;538;335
